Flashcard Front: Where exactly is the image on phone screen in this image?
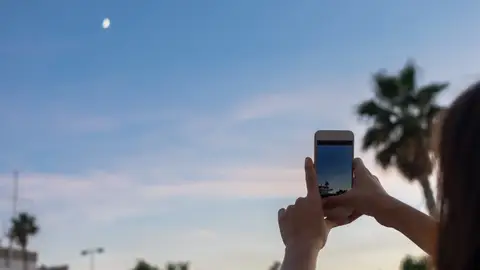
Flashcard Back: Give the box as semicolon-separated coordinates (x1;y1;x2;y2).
315;140;353;197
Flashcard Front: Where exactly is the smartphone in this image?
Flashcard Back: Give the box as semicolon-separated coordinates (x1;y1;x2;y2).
314;130;354;198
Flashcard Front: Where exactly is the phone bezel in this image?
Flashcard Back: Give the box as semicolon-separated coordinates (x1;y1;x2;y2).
314;130;354;197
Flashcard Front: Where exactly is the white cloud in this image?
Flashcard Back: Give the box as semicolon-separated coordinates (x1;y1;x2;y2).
230;79;366;122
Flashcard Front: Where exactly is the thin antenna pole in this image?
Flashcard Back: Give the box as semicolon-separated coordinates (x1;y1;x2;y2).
13;170;18;217
0;222;4;247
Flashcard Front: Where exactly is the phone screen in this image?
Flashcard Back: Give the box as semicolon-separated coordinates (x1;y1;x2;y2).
315;140;353;197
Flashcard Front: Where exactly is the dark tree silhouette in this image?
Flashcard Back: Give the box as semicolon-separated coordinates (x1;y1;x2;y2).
166;263;177;270
356;61;447;217
401;255;429;270
269;261;281;270
132;259;159;270
9;212;39;270
165;262;189;270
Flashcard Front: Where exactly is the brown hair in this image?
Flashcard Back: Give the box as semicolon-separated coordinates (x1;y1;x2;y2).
437;81;480;270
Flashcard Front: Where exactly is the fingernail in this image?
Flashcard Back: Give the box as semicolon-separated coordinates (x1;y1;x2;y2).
305;157;313;167
353;158;363;167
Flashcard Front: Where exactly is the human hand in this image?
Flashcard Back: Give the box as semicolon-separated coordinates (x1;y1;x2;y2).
278;157;334;254
323;158;389;225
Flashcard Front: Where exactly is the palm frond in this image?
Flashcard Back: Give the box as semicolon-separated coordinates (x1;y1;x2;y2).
362;126;393;150
398;115;423;138
373;73;400;102
399;61;417;94
426;105;445;121
415;83;449;107
356;100;396;122
374;142;400;169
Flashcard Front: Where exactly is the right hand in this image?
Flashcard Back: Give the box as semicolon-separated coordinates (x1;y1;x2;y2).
323;158;389;225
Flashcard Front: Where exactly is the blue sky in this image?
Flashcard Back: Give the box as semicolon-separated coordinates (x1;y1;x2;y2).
316;145;352;193
1;1;480;270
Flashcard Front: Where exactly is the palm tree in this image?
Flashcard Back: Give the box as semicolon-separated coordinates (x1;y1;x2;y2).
356;61;447;217
132;259;159;270
401;255;430;270
177;262;189;270
9;212;39;270
166;264;176;270
269;261;281;270
165;262;189;270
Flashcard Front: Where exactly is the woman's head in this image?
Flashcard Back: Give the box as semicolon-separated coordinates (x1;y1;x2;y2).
437;81;480;270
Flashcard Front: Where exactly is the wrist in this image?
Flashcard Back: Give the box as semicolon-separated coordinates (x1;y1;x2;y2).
285;244;320;257
372;193;399;228
282;245;319;270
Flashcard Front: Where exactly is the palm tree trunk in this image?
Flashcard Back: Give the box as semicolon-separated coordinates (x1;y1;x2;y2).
22;247;28;270
418;175;438;218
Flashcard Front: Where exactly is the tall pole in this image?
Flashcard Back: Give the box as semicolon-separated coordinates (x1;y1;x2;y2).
6;170;19;268
81;247;104;270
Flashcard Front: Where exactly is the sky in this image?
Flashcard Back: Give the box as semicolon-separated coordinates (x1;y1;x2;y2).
316;145;352;193
1;1;480;270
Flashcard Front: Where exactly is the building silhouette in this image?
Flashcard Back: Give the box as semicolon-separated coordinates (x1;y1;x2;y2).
0;247;68;270
319;181;333;196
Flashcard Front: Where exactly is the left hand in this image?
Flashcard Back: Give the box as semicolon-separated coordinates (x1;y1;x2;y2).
277;157;338;253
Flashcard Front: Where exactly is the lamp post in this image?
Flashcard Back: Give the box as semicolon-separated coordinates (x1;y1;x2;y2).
81;247;104;270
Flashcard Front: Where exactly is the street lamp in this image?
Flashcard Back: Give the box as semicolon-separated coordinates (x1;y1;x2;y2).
81;247;104;270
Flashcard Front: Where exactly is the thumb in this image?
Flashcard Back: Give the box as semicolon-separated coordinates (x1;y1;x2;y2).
353;157;370;180
323;192;354;209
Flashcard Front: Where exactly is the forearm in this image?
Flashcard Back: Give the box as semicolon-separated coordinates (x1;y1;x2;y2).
375;194;438;256
281;246;318;270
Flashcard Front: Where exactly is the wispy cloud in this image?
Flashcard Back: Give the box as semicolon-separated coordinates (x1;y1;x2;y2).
2;2;480;270
0;76;444;270
0;72;445;270
0;85;436;231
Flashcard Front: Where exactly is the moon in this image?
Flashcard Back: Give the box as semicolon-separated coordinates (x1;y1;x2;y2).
102;18;110;29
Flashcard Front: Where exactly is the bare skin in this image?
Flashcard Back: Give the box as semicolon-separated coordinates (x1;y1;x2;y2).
278;157;438;270
278;157;336;270
324;158;438;258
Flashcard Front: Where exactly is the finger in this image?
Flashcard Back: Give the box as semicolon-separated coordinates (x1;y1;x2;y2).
326;213;360;227
295;197;307;206
325;219;338;230
278;208;286;221
347;211;362;223
295;197;302;205
305;157;319;199
324;207;352;219
373;174;381;184
353;158;370;181
323;192;353;209
324;208;351;225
